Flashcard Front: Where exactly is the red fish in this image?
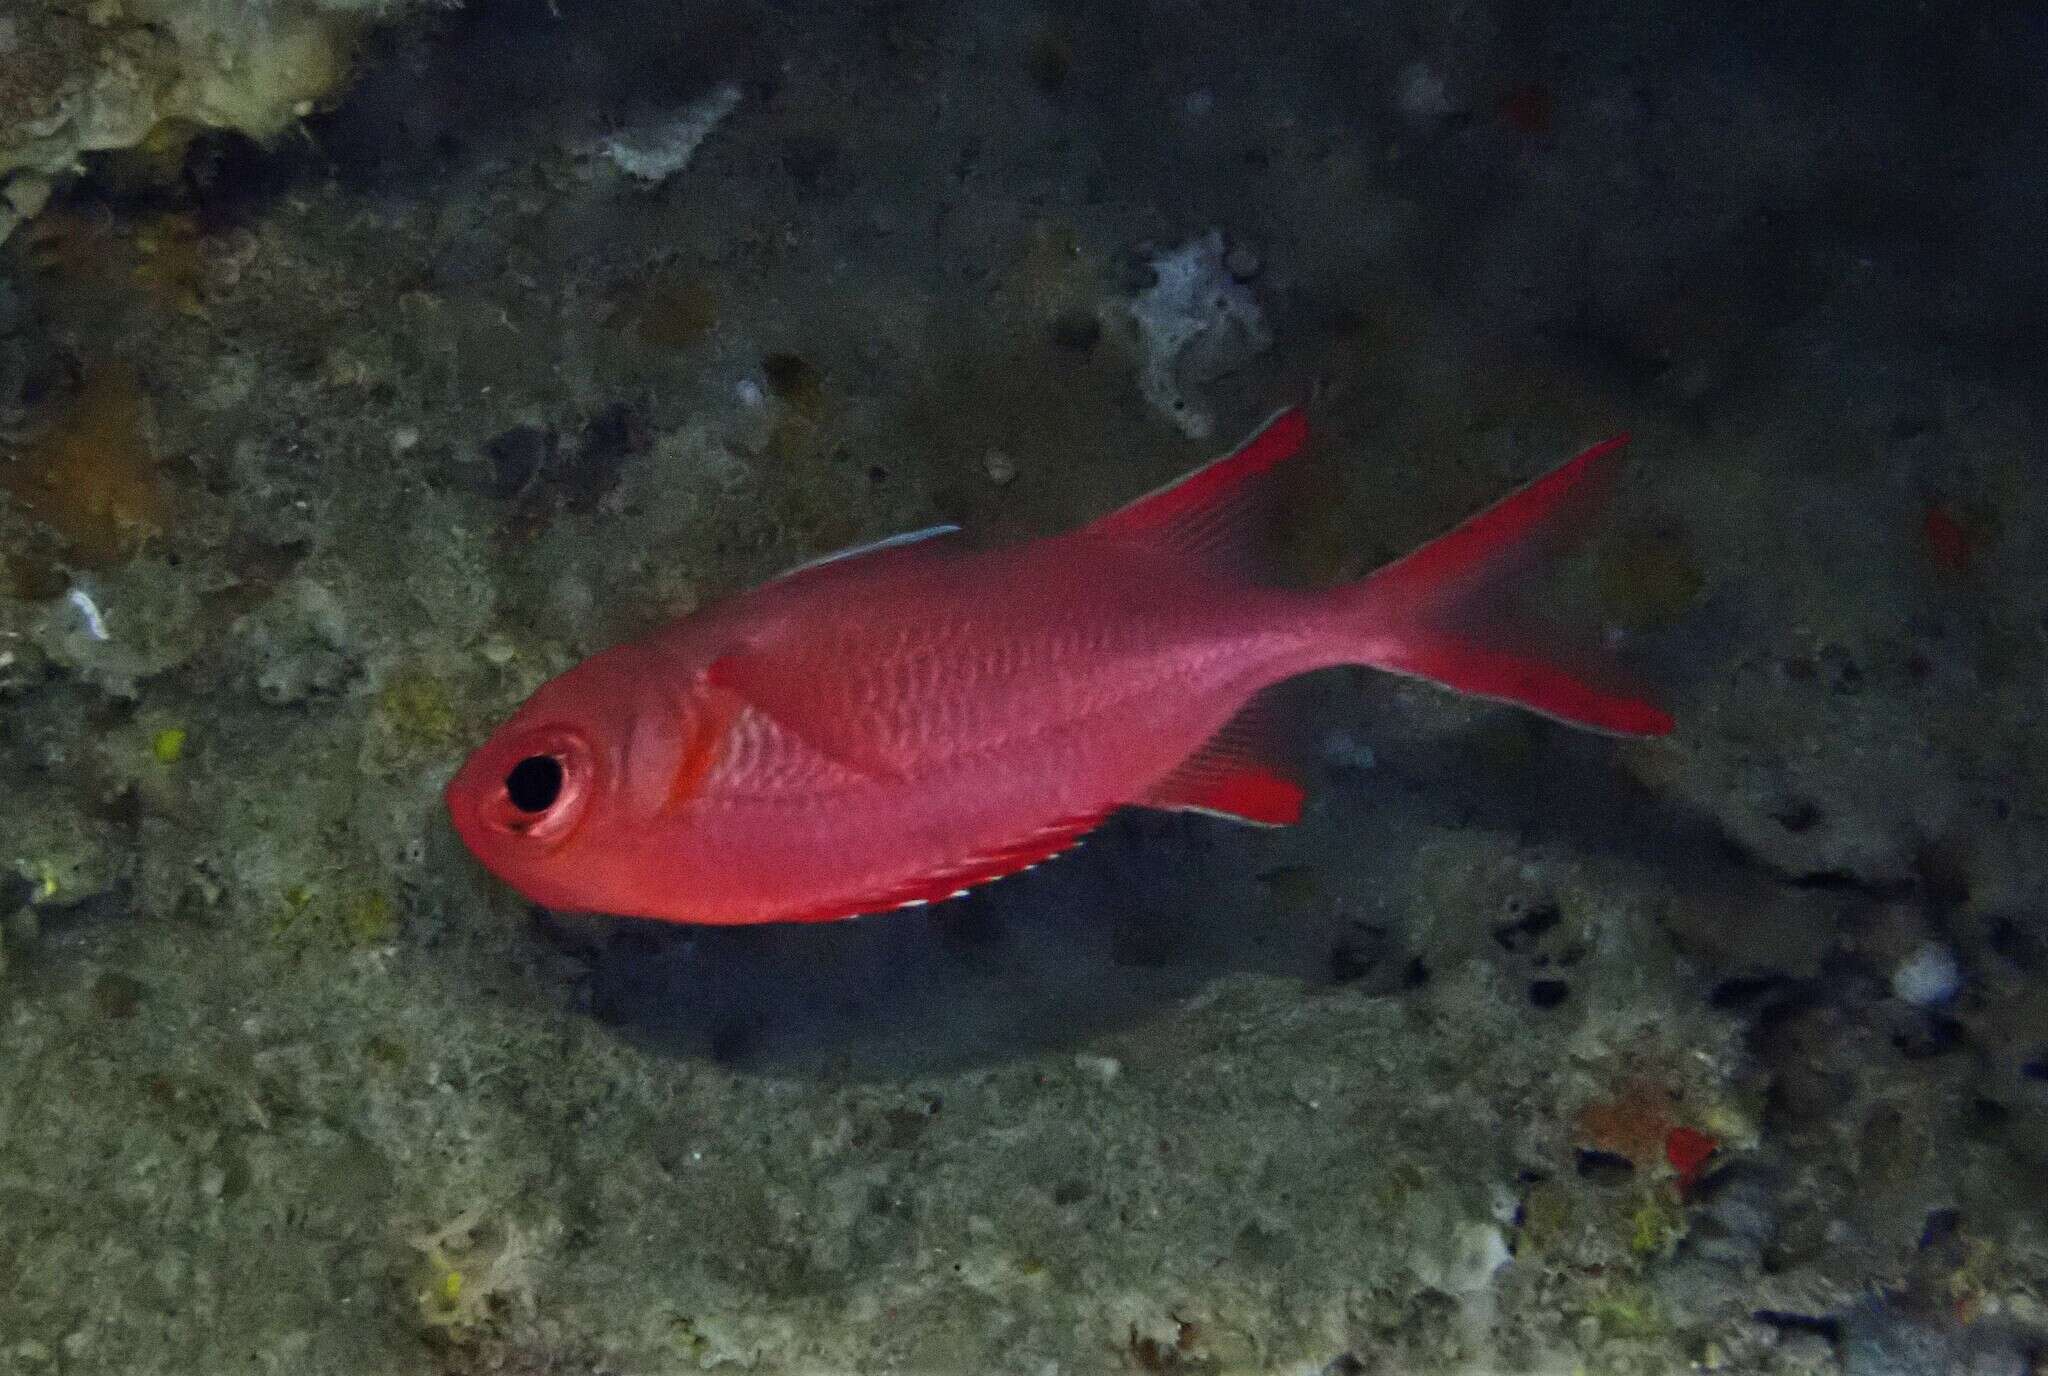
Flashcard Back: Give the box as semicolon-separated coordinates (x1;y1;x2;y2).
446;409;1672;924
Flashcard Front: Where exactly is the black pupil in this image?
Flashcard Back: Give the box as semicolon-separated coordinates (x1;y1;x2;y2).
505;756;564;813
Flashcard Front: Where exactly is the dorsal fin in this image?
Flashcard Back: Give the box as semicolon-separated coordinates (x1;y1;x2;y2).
1082;407;1308;572
772;524;961;582
1142;687;1305;826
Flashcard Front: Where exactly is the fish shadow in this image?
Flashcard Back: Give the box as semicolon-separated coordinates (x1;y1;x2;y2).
564;807;1296;1080
562;676;1748;1080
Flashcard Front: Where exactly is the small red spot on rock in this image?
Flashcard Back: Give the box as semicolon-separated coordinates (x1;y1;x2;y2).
1921;505;1971;573
1664;1125;1717;1189
1499;82;1555;135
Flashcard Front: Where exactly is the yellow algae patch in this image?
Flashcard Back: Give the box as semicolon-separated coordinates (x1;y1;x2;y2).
341;890;397;945
409;1208;548;1337
151;727;187;764
24;205;215;316
131;212;211;316
1628;1192;1685;1258
614;274;721;351
376;669;461;750
1;366;168;568
20;208;126;292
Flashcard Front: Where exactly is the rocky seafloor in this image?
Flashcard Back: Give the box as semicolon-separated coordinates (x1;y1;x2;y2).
2;1;2045;1373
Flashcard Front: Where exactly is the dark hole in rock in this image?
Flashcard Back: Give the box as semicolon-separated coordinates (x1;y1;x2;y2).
1785;870;1873;892
482;424;551;499
1917;1207;1961;1249
1820;645;1864;694
882;1108;929;1150
90;972;149;1020
183;130;305;230
1914;837;1973;912
1709;974;1793;1009
1891;1013;1963;1060
575;401;652;474
1770;799;1820;834
1989;915;2045;972
1329;921;1391;985
1963;1097;2010;1134
556;402;649;512
761;352;819;401
1575;1148;1636;1185
1752;1311;1840;1343
1049;308;1102;352
781;134;840;190
1493;901;1561;953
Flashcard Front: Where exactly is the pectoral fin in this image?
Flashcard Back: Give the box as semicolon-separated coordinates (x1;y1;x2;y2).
704;652;910;780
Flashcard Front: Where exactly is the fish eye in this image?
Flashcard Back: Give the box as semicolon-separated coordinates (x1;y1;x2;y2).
505;755;565;813
459;727;592;848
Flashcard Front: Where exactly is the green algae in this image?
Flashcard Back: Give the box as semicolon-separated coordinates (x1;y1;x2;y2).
376;668;461;752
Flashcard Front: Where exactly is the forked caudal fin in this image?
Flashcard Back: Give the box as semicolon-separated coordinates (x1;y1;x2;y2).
1094;407;1673;739
1109;411;1669;831
1342;435;1675;737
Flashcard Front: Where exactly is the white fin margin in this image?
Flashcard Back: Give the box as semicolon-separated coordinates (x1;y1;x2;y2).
776;525;961;580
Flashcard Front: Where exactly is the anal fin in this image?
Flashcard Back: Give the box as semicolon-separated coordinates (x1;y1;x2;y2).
790;812;1108;922
1144;690;1305;826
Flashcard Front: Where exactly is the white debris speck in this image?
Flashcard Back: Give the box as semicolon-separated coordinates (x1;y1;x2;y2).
1321;729;1377;771
3;172;50;225
1073;1053;1122;1085
1127;230;1271;439
1892;941;1962;1007
1394;61;1458;126
549;574;595;628
734;377;766;408
66;588;109;641
593;82;742;183
983;448;1017;485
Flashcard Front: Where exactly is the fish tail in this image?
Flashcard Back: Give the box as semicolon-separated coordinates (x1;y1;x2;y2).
1334;435;1675;736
